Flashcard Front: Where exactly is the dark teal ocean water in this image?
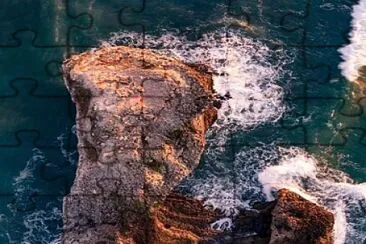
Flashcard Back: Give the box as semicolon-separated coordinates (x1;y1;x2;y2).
0;0;365;243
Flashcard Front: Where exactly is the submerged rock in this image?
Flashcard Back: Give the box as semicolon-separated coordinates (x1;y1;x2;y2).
269;189;334;244
62;46;217;243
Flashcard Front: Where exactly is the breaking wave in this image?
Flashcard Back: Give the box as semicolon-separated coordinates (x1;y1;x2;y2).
258;147;366;244
182;145;366;243
338;0;366;82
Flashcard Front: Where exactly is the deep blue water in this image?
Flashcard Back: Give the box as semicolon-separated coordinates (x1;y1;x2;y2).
0;0;365;243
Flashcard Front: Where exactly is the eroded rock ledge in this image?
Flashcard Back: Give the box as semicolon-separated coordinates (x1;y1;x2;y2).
62;46;334;244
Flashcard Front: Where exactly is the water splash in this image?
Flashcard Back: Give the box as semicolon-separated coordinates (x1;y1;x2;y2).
338;0;366;82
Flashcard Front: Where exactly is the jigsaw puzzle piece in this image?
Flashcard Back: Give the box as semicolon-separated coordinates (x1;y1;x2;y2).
231;118;306;147
332;128;366;181
0;130;76;195
0;194;36;243
0;79;74;147
307;128;366;182
67;0;146;47
303;97;366;145
39;147;77;195
0;131;41;194
0;0;91;47
231;0;309;45
301;47;347;96
304;0;354;46
65;196;149;242
0;31;69;96
126;0;222;34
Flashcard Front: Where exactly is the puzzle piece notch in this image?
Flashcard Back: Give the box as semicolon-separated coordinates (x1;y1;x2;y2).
67;0;146;47
0;0;92;47
0;31;69;97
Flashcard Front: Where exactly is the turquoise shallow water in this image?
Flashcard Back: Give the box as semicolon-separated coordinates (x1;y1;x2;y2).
0;0;365;243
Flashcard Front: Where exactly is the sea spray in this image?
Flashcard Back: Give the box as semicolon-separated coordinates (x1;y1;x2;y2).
0;148;63;244
258;147;366;244
338;0;366;82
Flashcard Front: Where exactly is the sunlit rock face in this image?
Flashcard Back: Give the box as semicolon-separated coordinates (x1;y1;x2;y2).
62;46;217;243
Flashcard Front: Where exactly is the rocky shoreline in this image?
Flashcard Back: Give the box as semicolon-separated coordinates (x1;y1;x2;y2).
62;46;334;243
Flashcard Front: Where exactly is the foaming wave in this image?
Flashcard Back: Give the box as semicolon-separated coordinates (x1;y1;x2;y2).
180;145;279;215
104;29;292;129
258;147;366;244
182;145;366;243
22;208;62;244
338;0;366;82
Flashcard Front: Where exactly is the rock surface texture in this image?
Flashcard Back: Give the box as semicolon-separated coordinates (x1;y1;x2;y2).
62;46;217;243
269;189;334;244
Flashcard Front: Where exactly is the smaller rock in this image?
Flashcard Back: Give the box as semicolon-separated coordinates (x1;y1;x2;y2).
270;189;334;244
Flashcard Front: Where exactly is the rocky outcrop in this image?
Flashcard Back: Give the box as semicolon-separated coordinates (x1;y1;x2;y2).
150;193;222;243
144;192;273;244
269;189;334;244
62;46;217;243
62;46;335;244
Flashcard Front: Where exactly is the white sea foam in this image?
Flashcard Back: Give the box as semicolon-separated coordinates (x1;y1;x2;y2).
210;217;233;231
184;145;277;215
333;202;347;244
105;29;293;129
338;0;366;82
22;207;62;244
182;145;366;243
56;131;77;165
257;147;366;244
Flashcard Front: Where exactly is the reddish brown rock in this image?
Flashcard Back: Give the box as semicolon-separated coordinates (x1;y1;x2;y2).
62;46;217;243
269;189;334;244
149;193;223;243
144;192;272;244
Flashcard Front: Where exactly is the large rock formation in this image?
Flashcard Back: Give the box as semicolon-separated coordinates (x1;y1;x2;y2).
62;46;217;243
269;189;334;244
